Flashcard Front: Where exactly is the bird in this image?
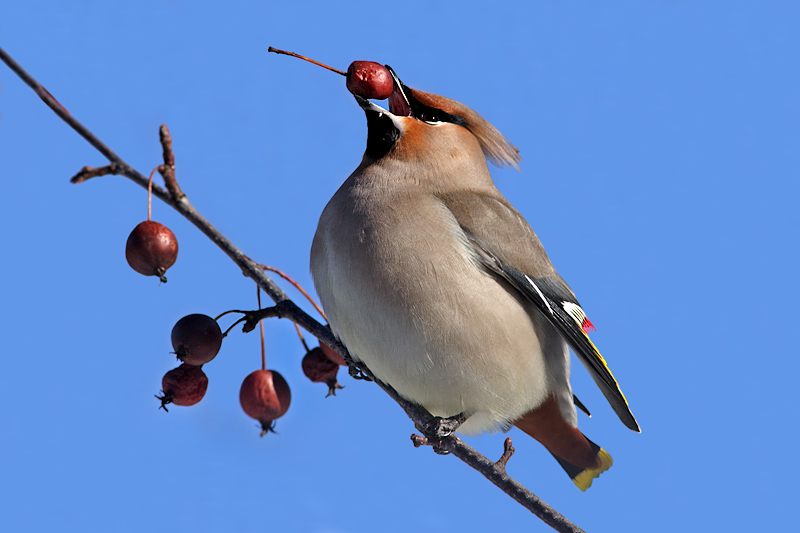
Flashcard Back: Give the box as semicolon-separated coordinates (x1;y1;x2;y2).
310;64;640;490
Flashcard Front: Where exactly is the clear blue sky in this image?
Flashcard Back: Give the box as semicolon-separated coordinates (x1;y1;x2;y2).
2;2;798;532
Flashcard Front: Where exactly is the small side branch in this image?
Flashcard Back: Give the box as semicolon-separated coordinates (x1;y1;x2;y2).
157;124;184;200
70;163;124;184
496;437;515;472
443;437;585;533
239;303;296;333
361;359;585;533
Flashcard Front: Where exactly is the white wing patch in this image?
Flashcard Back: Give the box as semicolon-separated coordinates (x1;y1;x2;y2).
524;274;554;315
562;301;591;330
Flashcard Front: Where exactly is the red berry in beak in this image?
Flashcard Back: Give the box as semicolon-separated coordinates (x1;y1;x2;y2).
239;370;291;436
171;314;223;366
125;220;178;283
346;61;393;100
157;364;208;411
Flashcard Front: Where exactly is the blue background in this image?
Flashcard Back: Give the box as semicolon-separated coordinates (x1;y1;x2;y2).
1;1;797;532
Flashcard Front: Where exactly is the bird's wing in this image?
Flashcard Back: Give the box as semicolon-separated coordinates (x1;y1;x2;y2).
439;191;640;432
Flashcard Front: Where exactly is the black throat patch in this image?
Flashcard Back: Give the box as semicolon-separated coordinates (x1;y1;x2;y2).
364;109;400;160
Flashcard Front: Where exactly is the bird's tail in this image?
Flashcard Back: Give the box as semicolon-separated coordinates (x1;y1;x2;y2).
513;396;613;490
550;436;613;491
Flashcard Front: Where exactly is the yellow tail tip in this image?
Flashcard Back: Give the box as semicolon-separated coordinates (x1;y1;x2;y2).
572;448;613;491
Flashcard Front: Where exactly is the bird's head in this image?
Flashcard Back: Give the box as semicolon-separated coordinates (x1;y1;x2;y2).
355;66;521;172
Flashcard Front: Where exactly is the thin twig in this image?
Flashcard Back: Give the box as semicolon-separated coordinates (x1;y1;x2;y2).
495;437;515;473
0;44;585;533
257;286;266;371
267;47;347;76
70;163;123;183
147;167;158;221
221;316;248;338
241;305;293;332
214;309;242;322
260;264;327;321
157;124;184;199
294;322;311;352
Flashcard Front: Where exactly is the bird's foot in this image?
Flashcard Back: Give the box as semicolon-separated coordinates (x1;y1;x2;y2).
346;360;372;381
411;413;466;455
411;434;451;455
429;413;466;438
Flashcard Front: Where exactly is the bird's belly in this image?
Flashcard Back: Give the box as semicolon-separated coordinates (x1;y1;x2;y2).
321;218;551;434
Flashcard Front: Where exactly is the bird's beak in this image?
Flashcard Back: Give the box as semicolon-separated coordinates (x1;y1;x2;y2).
386;66;412;117
353;95;388;114
354;65;413;118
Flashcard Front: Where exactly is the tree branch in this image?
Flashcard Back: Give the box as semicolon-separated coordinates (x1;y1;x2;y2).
0;45;585;533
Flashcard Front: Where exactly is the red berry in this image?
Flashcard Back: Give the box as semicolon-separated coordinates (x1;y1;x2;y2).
171;314;223;366
157;364;208;411
125;220;178;283
346;61;393;100
302;347;343;397
239;370;291;436
319;342;347;367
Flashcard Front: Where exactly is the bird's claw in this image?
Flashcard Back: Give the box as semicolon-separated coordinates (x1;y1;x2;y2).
346;363;372;381
428;413;466;438
411;434;451;455
411;412;466;455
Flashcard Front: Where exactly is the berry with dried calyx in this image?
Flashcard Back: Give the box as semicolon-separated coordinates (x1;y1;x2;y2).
157;364;208;411
171;314;223;366
126;220;178;283
239;370;291;436
302;347;343;397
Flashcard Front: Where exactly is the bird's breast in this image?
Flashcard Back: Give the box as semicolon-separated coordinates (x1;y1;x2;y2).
311;180;551;433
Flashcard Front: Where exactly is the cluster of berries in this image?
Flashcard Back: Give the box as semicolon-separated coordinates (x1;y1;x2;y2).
124;215;344;435
154;314;291;434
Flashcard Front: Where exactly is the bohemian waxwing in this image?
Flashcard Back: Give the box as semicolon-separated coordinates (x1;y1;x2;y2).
310;66;640;490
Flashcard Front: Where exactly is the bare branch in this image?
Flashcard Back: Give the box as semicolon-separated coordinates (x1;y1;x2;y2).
0;44;586;533
70;163;124;184
356;359;586;533
157;124;184;199
496;437;516;472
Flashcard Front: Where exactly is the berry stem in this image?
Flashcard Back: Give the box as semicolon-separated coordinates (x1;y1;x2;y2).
220;316;248;338
268;46;346;76
261;265;327;321
215;310;254;338
257;285;266;371
294;322;310;353
214;309;242;322
147;167;158;221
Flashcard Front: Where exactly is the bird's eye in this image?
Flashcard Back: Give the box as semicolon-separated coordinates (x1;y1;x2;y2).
420;111;441;124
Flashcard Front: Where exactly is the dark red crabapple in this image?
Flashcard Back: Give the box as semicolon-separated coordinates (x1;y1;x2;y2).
346;61;393;100
125;220;178;283
239;370;291;436
157;364;208;411
302;347;343;397
171;314;223;366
